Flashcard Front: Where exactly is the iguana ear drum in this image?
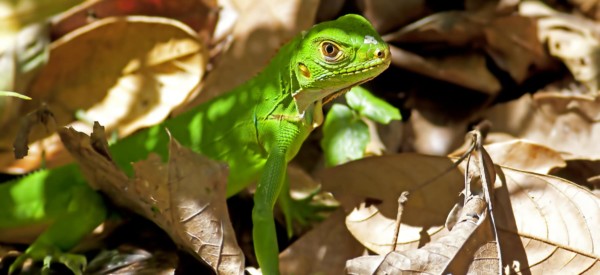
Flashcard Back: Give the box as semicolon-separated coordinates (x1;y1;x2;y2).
298;63;311;78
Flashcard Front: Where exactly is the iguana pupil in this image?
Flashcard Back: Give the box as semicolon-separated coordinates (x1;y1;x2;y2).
321;42;339;57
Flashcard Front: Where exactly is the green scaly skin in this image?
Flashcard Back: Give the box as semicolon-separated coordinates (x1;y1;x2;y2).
0;14;390;274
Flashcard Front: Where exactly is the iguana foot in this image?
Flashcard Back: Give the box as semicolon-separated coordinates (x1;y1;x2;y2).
281;186;339;236
9;246;86;275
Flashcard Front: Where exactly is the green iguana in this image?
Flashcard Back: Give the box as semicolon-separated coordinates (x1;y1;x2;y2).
0;14;390;274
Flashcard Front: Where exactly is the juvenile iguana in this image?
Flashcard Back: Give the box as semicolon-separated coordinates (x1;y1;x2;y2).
0;14;390;274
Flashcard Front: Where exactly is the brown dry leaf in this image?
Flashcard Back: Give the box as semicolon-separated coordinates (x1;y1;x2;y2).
568;0;600;20
1;16;207;173
386;46;501;95
484;139;566;174
12;104;56;159
443;198;498;274
484;15;550;84
0;0;81;35
51;0;219;41
522;1;600;94
407;102;473;155
184;0;319;109
58;123;244;274
485;92;600;160
319;154;465;254
287;164;322;200
164;133;243;274
495;167;600;273
0;23;50;135
318;154;600;273
383;8;551;156
346;196;498;274
315;0;345;22
384;10;548;95
551;159;600;190
279;209;364;275
356;0;429;34
87;250;177;274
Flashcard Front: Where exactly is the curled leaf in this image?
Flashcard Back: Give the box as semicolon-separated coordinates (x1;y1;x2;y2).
321;104;369;167
346;86;401;124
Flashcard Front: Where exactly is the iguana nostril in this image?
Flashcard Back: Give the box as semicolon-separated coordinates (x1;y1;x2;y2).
375;49;384;58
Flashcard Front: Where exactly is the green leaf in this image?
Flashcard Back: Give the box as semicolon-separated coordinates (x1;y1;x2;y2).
0;91;31;100
321;104;369;167
346;86;401;124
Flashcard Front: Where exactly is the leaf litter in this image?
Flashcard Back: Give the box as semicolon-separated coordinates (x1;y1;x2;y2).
3;0;600;274
58;122;244;274
1;15;210;173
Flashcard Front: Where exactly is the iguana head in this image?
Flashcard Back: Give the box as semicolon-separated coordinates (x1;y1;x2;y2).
292;14;391;119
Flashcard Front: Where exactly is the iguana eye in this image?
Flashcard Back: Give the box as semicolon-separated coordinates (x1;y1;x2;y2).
321;42;342;62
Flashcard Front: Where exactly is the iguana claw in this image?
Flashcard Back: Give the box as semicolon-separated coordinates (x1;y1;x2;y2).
9;245;86;275
280;185;339;237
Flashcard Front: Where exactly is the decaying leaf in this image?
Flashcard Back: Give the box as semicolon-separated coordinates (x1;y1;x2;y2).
484;139;566;174
386;46;501;95
279;209;364;275
379;3;559;156
0;23;49;139
495;167;600;273
51;0;219;40
166;134;243;274
58;123;244;274
13;104;56;159
522;1;600;94
407;108;471;155
320;154;464;254
551;159;600;190
450;138;567;176
346;195;498;274
85;248;176;274
0;15;208;173
319;153;600;273
0;0;81;35
567;0;600;20
356;0;429;35
485;92;600;160
384;9;549;94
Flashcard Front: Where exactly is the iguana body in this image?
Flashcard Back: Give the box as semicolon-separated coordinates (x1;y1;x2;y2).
0;14;390;274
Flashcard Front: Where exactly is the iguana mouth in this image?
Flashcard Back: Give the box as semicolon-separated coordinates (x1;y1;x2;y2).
322;77;374;105
323;87;350;105
317;59;387;81
321;58;389;105
296;56;390;113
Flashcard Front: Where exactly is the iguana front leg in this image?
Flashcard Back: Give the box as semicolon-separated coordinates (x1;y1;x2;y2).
277;174;337;238
9;186;106;275
252;128;298;275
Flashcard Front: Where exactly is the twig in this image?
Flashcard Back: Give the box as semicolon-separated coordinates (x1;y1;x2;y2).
391;191;410;252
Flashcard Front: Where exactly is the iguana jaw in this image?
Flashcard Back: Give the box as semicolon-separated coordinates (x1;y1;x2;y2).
292;63;387;122
321;75;377;105
292;61;388;116
295;77;374;128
